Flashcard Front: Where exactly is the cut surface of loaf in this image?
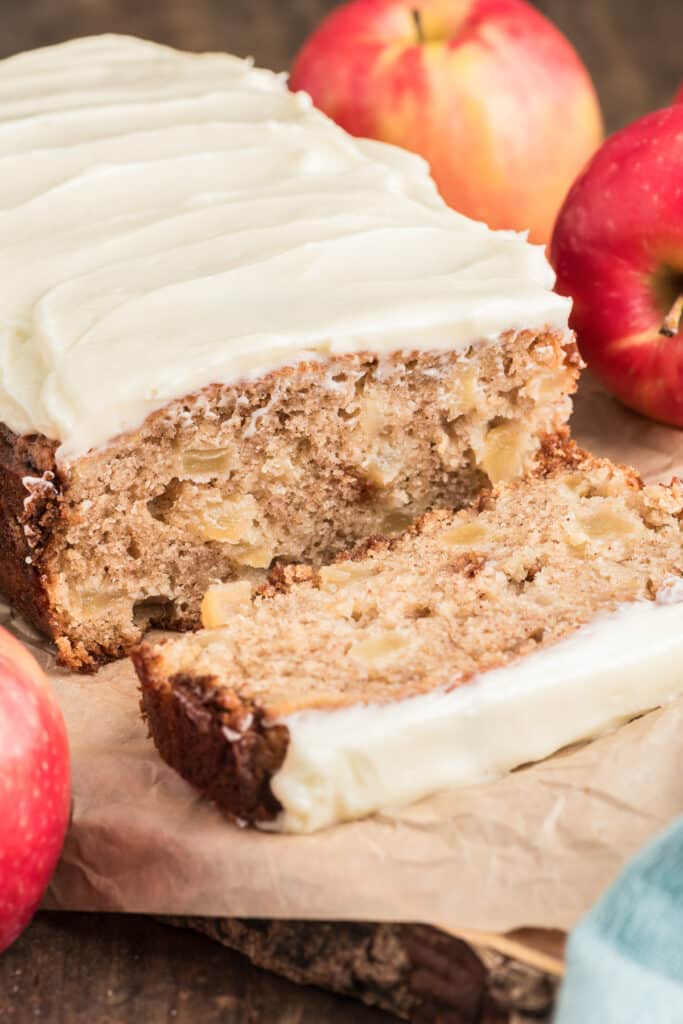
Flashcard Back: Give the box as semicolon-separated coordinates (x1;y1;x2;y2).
1;336;576;670
134;442;683;832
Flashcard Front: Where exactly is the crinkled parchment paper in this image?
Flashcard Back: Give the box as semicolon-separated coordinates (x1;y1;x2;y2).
3;374;682;937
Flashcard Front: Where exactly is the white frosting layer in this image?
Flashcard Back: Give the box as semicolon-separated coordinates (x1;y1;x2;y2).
268;585;683;833
0;34;570;459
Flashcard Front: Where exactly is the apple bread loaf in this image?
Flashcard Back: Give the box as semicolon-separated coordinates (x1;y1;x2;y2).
2;338;577;670
0;35;576;668
134;441;683;832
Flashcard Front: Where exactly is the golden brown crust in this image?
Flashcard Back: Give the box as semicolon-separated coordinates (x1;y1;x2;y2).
533;434;643;490
0;423;63;639
133;645;288;824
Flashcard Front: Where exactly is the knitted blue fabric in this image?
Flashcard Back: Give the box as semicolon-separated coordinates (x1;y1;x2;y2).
554;818;683;1023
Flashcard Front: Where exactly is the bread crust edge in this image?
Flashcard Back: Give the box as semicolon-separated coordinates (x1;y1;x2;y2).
0;423;63;639
133;644;289;825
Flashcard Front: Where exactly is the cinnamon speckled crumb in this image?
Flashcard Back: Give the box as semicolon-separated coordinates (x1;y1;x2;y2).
1;330;576;669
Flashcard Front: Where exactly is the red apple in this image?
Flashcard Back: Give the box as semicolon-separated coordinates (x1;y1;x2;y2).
290;0;603;243
551;106;683;428
0;627;69;951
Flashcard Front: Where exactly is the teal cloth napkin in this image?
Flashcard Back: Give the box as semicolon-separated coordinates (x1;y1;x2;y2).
554;818;683;1023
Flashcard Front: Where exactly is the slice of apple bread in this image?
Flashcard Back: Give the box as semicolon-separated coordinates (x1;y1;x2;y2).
134;441;683;832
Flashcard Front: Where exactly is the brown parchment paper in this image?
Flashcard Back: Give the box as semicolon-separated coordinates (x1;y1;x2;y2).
3;374;683;937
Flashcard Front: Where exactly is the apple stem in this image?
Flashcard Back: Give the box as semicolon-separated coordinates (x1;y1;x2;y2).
660;294;683;337
412;8;425;45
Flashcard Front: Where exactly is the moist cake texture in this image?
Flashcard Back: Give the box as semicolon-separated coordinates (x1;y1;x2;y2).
2;338;576;668
134;443;683;831
0;35;576;666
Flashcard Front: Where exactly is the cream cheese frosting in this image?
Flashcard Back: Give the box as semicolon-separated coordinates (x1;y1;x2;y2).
0;34;571;460
267;584;683;833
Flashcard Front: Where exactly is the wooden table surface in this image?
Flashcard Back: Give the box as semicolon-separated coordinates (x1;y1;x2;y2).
0;913;391;1023
2;1;682;1021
